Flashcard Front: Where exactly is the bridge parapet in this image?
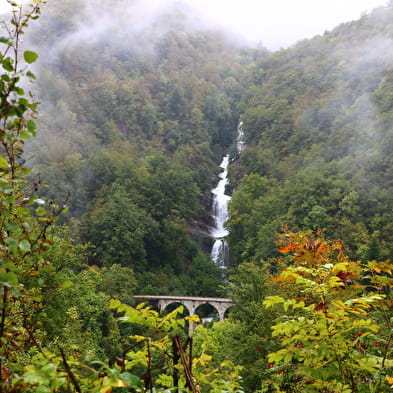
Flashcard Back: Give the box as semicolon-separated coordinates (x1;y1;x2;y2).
133;295;234;323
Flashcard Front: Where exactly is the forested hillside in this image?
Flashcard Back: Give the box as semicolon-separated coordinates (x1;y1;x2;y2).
3;0;393;392
24;0;263;293
229;4;393;267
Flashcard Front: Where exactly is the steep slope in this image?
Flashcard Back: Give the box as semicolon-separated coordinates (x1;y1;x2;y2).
24;0;262;291
229;3;393;265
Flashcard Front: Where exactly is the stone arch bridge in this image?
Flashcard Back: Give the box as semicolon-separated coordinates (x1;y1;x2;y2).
133;295;233;321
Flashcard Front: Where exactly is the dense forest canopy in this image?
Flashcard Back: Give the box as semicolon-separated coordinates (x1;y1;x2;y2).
24;0;262;291
229;4;393;267
3;0;393;391
24;0;393;275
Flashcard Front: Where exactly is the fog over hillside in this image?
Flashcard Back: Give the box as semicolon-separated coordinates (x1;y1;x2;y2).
3;2;393;392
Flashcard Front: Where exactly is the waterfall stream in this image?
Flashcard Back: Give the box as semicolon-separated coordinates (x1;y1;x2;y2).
210;121;245;268
236;121;245;153
210;155;231;267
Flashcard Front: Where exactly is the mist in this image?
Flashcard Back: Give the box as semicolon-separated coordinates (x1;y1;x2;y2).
1;0;389;51
148;0;389;49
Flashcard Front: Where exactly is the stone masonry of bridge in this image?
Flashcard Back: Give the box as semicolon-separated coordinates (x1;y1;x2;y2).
133;295;233;321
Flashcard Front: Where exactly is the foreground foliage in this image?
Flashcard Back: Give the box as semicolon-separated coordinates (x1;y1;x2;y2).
262;230;393;393
0;1;57;388
0;3;140;391
109;300;244;393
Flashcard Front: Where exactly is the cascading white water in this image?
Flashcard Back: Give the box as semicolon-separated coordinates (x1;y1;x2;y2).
210;155;231;267
236;121;245;153
210;121;245;268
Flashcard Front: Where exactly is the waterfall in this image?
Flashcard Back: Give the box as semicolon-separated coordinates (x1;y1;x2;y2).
210;155;231;268
210;121;245;268
236;121;245;153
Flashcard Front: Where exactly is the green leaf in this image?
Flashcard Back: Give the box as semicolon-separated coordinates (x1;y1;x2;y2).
18;97;28;106
23;50;38;64
35;206;46;216
5;237;18;255
263;295;286;308
14;86;24;95
119;372;142;389
35;385;51;393
60;280;73;289
16;206;31;218
0;155;8;169
26;70;36;80
5;222;19;232
19;239;31;252
186;314;201;323
27;119;36;134
23;373;44;385
2;57;13;72
357;357;378;372
0;37;12;46
109;299;122;309
19;130;32;139
0;272;18;284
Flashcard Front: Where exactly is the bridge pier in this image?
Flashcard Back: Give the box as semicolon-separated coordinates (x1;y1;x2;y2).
134;295;234;334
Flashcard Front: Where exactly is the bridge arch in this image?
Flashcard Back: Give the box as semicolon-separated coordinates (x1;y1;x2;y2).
133;295;234;333
194;303;219;322
161;301;190;317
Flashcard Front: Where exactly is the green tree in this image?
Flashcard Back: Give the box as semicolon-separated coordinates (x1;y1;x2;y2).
263;230;393;393
194;262;279;391
0;1;57;386
109;299;244;393
88;183;158;270
0;5;140;391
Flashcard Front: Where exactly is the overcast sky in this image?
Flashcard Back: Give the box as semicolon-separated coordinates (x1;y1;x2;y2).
176;0;389;49
0;0;389;50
